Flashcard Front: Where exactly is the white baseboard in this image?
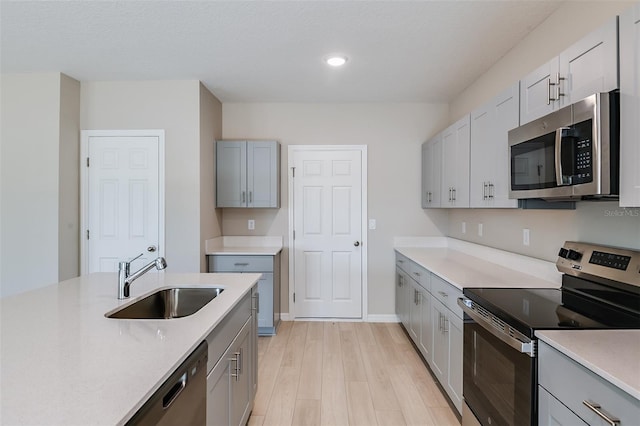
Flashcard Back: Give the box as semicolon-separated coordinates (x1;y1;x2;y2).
279;313;400;323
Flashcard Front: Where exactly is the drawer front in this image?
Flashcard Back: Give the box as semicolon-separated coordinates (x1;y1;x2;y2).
430;274;463;319
205;292;251;373
395;253;411;274
407;263;430;292
539;341;640;426
210;255;274;272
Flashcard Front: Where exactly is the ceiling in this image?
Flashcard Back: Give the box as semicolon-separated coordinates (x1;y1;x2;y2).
0;1;564;103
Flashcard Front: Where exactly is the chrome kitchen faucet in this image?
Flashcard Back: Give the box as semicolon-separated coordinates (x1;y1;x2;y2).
118;253;167;299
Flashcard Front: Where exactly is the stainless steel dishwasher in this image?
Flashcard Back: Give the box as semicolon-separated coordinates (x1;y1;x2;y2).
126;341;208;426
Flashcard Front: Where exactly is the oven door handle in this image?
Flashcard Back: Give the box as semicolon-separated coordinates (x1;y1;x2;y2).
457;298;536;357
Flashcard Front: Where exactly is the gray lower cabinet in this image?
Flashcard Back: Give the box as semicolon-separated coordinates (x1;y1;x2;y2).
205;287;256;426
209;254;281;335
539;340;640;426
394;252;463;415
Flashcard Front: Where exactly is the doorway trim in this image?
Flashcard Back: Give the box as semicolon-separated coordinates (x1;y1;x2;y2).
287;145;368;321
80;129;165;275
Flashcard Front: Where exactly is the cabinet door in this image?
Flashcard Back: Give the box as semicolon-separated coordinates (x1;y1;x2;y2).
470;102;493;208
539;386;587;426
251;286;259;398
490;84;519;208
431;299;448;384
442;116;470;208
422;135;443;208
520;57;560;124
216;141;247;208
231;321;252;426
207;349;232;426
620;3;640;207
446;312;463;414
559;17;618;106
418;288;432;362
408;279;421;343
257;273;273;329
247;141;279;208
396;268;410;328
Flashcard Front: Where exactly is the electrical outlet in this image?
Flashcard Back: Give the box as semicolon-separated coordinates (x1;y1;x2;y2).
462;222;466;234
523;228;530;246
248;219;255;230
368;219;376;230
478;223;483;237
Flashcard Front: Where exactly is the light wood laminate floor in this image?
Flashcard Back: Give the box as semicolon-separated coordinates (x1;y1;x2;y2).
248;321;461;426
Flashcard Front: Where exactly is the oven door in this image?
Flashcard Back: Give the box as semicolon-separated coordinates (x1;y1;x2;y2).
459;301;537;426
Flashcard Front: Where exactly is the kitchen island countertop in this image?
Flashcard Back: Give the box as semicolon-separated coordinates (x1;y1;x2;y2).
0;272;260;425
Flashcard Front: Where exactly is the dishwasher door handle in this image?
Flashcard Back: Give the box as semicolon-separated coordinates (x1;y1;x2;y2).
162;372;187;409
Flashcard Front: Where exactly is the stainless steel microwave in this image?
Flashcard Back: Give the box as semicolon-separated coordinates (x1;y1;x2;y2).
508;92;619;200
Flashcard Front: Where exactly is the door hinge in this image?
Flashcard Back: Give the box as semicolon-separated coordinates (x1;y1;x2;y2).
86;229;90;240
293;230;295;240
86;157;90;167
293;293;296;303
291;167;295;178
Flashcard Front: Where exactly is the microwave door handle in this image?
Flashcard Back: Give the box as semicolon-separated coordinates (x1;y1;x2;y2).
555;127;570;186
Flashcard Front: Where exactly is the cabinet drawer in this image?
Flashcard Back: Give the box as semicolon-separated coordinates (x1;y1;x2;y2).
539;341;640;426
430;274;463;319
209;255;274;272
395;253;411;274
407;263;429;292
205;292;251;373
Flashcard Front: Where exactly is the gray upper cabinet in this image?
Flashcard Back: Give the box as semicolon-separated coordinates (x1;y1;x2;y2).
216;140;280;208
422;134;443;208
620;2;640;207
520;17;618;125
470;83;519;208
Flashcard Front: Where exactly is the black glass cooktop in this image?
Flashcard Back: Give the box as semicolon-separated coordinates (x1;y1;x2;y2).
463;276;640;338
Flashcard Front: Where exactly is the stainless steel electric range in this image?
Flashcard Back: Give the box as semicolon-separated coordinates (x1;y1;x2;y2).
458;241;640;426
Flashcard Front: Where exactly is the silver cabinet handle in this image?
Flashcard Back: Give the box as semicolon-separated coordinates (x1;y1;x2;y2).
452;188;456;201
443;316;449;333
554;72;565;101
234;262;249;266
437;290;448;298
483;182;488;200
252;292;260;314
582;400;620;426
249;191;252;203
413;272;420;277
397;259;404;264
242;191;246;203
488;182;494;199
230;351;241;381
547;77;552;105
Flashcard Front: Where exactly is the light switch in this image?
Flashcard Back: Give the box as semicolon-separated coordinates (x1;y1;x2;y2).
369;219;376;230
248;219;255;230
478;223;483;237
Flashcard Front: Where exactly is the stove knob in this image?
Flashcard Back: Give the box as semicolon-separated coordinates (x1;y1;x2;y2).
558;248;569;258
567;249;582;261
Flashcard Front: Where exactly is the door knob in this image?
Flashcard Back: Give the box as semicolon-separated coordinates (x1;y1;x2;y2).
147;245;157;252
354;241;360;247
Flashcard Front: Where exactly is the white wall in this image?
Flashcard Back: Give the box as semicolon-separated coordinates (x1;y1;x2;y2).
222;103;449;316
446;1;640;260
81;80;210;272
1;73;80;297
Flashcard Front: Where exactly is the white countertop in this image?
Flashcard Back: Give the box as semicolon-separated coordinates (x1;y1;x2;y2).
0;272;261;425
394;242;560;290
536;330;640;400
205;236;283;256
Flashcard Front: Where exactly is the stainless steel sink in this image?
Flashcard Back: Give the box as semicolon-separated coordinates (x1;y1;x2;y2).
106;287;224;319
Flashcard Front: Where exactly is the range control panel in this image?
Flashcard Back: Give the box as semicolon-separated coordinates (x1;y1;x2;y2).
557;241;640;287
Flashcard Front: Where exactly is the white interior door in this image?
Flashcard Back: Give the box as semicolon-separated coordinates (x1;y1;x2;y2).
82;131;164;274
291;147;365;319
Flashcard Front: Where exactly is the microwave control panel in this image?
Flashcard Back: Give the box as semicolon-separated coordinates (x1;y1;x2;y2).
569;120;593;184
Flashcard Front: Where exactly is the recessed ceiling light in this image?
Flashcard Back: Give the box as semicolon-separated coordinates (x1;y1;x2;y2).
326;56;348;67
